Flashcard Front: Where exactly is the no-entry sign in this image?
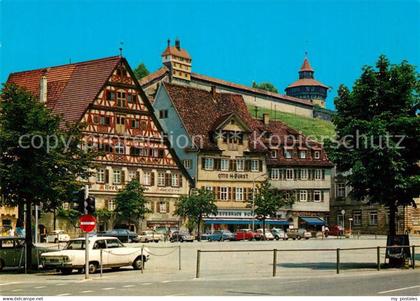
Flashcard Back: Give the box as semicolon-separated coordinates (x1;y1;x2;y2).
79;214;96;233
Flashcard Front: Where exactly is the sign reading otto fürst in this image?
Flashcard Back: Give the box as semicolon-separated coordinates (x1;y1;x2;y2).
79;214;96;233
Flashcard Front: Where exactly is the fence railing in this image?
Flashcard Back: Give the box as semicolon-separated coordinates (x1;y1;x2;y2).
195;245;419;278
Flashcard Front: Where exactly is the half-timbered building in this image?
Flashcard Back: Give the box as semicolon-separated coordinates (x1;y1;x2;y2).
7;56;192;233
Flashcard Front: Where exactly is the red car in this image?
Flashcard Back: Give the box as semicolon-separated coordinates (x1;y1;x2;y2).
326;225;344;237
235;229;256;241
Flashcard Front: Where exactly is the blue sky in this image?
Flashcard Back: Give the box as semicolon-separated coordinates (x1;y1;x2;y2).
1;0;419;109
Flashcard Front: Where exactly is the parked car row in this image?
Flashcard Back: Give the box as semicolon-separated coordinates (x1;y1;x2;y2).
198;228;313;242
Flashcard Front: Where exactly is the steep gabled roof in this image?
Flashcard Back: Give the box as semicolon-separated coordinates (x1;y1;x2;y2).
161;46;191;59
163;83;261;151
7;56;122;123
286;78;329;89
300;58;314;72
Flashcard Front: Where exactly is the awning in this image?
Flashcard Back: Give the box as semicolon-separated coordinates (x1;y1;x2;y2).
299;217;326;226
204;219;290;226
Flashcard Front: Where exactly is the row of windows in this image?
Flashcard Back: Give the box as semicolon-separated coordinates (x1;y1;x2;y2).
105;90;137;108
106;199;170;213
270;168;325;181
338;211;379;226
297;190;325;202
96;169;182;187
270;149;321;160
97;144;165;157
203;186;254;202
202;158;263;172
92;115;147;130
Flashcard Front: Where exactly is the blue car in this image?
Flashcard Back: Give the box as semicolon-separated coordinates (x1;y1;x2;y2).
207;230;235;241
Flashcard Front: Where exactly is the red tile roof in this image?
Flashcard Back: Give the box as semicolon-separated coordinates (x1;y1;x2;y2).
300;58;314;72
161;46;191;59
286;78;329;89
7;56;121;123
139;66;168;86
163;83;261;151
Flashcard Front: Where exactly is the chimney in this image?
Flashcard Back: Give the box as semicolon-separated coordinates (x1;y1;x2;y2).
211;86;217;98
263;113;270;125
175;38;181;50
39;69;48;103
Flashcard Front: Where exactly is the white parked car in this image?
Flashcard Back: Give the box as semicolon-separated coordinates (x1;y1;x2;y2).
256;228;275;240
46;230;70;243
139;230;164;243
40;237;150;274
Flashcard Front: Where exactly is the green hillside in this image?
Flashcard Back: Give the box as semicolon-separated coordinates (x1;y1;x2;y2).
248;105;336;142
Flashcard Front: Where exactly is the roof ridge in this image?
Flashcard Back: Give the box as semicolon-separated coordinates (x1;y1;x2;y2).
9;56;121;76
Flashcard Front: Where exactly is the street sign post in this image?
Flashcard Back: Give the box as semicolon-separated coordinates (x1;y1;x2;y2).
80;214;96;279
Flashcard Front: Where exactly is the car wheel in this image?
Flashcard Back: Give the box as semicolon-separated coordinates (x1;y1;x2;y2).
132;257;145;270
60;268;73;275
297;236;302;240
275;236;280;241
292;238;296;240
154;240;159;243
88;262;98;274
179;238;184;243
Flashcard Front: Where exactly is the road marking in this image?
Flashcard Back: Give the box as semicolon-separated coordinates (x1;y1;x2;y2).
0;282;21;286
102;287;115;290
57;293;71;296
34;286;46;289
81;290;94;293
123;285;135;288
378;285;420;294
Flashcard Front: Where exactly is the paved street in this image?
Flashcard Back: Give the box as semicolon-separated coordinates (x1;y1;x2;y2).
1;236;419;296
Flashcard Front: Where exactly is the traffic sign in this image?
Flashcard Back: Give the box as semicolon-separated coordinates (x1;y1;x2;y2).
80;214;96;233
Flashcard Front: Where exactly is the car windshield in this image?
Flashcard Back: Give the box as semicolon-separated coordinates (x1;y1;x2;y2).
65;240;85;250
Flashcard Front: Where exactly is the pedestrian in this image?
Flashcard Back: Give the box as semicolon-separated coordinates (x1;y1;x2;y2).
324;226;329;238
8;227;15;237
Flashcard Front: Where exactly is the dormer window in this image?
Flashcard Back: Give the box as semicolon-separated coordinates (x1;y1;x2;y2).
284;149;292;159
223;131;243;144
299;151;306;159
314;151;320;159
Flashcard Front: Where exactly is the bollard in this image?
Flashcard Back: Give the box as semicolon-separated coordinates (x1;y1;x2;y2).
336;248;340;274
196;250;201;278
178;245;181;271
272;249;277;277
141;246;144;274
377;246;380;271
412;246;415;270
100;249;103;277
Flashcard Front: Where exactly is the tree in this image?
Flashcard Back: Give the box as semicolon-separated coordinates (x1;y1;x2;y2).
0;83;96;268
252;81;279;93
114;179;149;232
133;63;149;80
249;180;295;239
324;55;420;236
56;207;81;229
175;188;217;241
96;208;113;230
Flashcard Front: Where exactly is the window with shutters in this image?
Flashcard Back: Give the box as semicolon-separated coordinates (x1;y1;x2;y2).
220;187;228;200
204;158;214;170
235;187;244;201
300;169;308;180
313;190;322;202
143;172;151;186
286;169;294;180
314;169;323;180
220;159;229;171
157;172;165;186
236;159;245;171
270;169;280;180
284;149;292;159
171;174;180;187
113;170;121;184
251;160;259;172
299;190;308;202
97;169;105;183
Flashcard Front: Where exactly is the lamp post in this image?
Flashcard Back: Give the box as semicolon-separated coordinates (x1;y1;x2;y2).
252;173;267;231
340;209;346;237
348;218;353;237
